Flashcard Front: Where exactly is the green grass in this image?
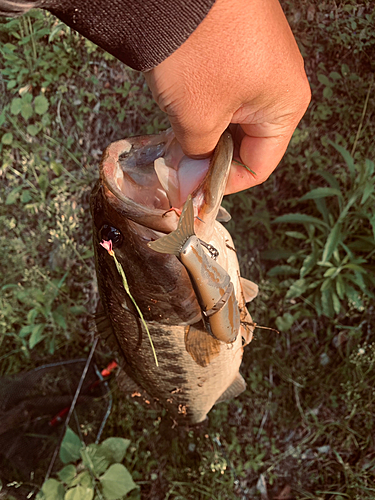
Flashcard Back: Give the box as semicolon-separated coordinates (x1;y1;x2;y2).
1;1;375;499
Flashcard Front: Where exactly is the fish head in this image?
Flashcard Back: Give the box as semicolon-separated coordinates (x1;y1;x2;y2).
90;129;234;326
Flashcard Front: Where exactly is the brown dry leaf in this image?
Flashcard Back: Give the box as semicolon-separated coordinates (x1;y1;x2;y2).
307;5;315;21
274;484;293;500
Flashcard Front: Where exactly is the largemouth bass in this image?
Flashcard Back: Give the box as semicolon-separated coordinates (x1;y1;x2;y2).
90;129;258;424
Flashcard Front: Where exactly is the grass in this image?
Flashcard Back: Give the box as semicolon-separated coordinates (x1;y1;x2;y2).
0;1;374;499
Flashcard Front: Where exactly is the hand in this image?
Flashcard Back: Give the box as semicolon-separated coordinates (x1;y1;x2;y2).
144;0;311;194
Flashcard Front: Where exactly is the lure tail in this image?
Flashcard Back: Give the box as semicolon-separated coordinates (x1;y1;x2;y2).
147;195;195;255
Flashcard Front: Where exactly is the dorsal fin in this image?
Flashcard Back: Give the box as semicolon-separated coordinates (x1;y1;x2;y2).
147;195;195;255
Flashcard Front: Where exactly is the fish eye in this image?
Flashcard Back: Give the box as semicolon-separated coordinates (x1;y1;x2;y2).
99;224;123;247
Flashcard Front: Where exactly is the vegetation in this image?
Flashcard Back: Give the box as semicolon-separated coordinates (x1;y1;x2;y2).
0;1;374;499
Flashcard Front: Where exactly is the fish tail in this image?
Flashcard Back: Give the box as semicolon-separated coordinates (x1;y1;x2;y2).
148;195;195;255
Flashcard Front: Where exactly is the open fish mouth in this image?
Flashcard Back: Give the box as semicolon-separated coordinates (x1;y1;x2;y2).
99;129;233;234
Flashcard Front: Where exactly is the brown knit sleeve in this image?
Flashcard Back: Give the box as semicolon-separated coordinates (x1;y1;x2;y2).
0;0;216;71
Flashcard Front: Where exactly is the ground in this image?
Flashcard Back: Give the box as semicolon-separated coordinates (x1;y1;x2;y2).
0;1;375;499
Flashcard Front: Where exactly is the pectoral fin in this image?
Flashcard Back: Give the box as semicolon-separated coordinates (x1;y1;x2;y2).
216;206;231;223
215;373;246;404
185;322;221;367
240;277;259;303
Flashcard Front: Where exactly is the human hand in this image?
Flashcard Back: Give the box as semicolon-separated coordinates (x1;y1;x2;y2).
144;0;311;194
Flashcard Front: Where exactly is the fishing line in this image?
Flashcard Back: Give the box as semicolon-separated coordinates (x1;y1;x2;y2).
44;336;99;482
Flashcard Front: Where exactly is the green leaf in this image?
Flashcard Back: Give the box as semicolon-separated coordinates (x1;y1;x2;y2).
343;263;366;273
284;231;306;240
329;71;342;81
273;213;328;227
21;101;33;120
275;313;295;332
300;254;316;278
7;79;17;89
261;249;294;260
34;94;49;115
60;428;83;464
336;276;345;300
365;159;374;177
100;438;131;464
321;223;341;263
0;109;6;127
327;140;355;177
300;187;342;201
99;464;137;500
64;485;94;500
1;132;13;145
286;279;308;300
332;291;341;315
10;97;22;115
80;444;110;476
368;213;375;241
317;170;341;191
29;323;45;348
318;74;332;87
321;278;332;292
321;289;334;318
361;183;374;205
323;267;339;278
69;471;92;488
58;465;77;485
21;189;32;203
52;310;67;329
19;324;34;338
323;86;333;99
27;123;42;136
267;265;298;277
41;479;65;500
5;186;22;204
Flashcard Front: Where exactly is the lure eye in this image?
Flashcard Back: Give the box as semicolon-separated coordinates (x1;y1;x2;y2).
99;224;123;248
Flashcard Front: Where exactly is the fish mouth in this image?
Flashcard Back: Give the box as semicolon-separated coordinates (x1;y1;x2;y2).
100;129;233;233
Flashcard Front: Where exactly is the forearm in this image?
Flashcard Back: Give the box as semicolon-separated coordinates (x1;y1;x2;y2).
0;0;215;70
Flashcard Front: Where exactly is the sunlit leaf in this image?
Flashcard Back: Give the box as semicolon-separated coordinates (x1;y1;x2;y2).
300;187;342;201
64;485;94;500
10;97;22;115
321;223;341;263
29;323;45;348
1;132;13;145
300;254;316;278
273;213;328;227
40;479;65;500
34;94;49;115
285;231;306;239
99;464;137;500
100;437;131;464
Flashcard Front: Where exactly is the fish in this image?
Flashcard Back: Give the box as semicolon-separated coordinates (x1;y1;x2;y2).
90;128;258;425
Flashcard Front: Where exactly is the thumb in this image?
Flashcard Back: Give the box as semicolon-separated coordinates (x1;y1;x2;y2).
144;67;230;158
168;114;230;158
